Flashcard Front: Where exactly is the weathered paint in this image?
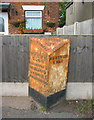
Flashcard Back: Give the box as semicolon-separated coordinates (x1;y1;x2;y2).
29;37;70;97
49;43;70;95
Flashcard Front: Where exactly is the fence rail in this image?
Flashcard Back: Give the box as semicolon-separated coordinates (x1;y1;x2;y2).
1;35;93;83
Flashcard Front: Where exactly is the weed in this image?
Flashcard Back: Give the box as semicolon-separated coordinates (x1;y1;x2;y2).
92;100;94;105
68;101;73;104
41;105;45;112
76;100;92;114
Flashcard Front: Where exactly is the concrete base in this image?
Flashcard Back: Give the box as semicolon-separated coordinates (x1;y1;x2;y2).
1;82;28;96
1;82;93;100
66;82;92;100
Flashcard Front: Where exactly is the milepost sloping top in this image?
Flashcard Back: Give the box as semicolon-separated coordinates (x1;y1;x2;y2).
30;37;70;55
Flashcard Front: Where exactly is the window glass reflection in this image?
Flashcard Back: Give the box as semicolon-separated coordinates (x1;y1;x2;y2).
0;17;5;32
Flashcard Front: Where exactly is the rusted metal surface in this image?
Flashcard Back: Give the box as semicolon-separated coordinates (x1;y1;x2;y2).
29;37;70;97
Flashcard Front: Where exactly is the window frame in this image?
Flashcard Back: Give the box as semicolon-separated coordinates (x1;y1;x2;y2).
25;10;42;29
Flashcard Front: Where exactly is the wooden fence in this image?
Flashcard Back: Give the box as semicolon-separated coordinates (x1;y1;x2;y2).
1;35;93;82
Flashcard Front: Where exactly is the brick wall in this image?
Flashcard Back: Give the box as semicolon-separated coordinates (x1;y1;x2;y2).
8;2;59;34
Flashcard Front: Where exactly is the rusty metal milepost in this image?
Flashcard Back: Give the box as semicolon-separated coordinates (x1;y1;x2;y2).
29;37;70;109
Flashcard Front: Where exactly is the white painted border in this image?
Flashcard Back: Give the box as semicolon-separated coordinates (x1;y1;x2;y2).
1;82;93;99
22;5;45;10
1;83;28;96
66;82;93;100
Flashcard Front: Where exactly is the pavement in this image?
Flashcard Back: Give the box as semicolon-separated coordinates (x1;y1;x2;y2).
2;97;79;118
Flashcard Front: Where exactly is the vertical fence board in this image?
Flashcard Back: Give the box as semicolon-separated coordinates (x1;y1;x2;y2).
9;36;14;82
23;36;29;82
2;35;92;83
13;36;18;81
75;36;84;82
0;37;2;82
2;36;10;82
67;36;78;82
85;36;92;82
92;36;94;83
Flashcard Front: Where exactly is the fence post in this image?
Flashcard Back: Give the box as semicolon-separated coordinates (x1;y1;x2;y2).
63;25;66;35
74;22;79;35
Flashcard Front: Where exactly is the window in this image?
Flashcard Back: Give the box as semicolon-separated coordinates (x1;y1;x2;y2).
0;17;5;32
25;11;42;29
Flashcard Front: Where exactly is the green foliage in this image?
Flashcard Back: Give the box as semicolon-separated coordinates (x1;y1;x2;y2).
24;27;43;30
92;100;94;105
76;100;92;114
59;2;69;27
18;23;23;34
39;28;43;30
46;20;55;27
68;101;73;104
46;20;55;23
40;105;45;112
11;20;26;27
43;28;48;33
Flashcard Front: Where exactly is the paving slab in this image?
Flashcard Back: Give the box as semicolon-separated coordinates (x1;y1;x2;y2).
2;96;39;110
2;107;77;118
2;97;79;118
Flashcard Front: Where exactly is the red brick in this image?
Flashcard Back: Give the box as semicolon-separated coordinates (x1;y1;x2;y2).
8;2;59;34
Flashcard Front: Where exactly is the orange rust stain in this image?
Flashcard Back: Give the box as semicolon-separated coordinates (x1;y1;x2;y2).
48;43;70;95
29;37;70;97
